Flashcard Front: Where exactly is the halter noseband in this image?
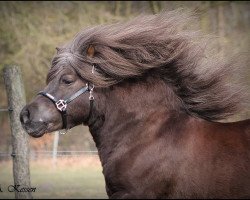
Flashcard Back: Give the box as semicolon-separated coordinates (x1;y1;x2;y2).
38;82;94;132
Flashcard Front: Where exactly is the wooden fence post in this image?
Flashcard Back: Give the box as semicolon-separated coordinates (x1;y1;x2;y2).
3;65;32;199
52;131;59;168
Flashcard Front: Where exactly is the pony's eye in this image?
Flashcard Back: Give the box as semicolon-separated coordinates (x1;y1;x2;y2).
62;78;74;85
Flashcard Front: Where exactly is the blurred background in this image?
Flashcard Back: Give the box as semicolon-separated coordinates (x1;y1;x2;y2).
0;1;249;199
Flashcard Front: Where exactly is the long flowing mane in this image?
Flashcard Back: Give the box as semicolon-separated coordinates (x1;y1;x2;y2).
48;9;247;121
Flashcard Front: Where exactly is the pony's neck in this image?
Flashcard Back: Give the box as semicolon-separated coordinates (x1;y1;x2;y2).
88;77;190;165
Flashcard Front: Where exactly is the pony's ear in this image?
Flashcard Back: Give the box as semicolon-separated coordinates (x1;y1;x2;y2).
56;47;60;53
86;45;95;57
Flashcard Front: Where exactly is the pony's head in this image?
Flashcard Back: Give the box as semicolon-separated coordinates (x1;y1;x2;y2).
19;55;94;137
20;10;245;138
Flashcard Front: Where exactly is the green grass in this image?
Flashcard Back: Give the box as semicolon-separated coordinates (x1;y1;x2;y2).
0;157;108;199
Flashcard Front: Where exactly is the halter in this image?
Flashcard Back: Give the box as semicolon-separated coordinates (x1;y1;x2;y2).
38;66;95;134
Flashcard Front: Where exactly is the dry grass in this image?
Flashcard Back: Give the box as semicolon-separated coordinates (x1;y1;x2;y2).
0;156;107;199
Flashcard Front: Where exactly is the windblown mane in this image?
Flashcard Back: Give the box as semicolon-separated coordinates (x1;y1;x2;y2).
48;9;247;121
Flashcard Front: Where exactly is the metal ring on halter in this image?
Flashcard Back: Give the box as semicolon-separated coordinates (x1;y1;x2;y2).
89;65;95;100
88;83;95;91
92;65;95;74
59;129;67;135
55;99;67;111
89;89;94;100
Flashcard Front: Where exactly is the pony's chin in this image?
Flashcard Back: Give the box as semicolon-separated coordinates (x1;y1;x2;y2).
27;130;46;138
22;122;48;138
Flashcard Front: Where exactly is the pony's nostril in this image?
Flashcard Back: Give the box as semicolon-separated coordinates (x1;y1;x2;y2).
20;107;30;124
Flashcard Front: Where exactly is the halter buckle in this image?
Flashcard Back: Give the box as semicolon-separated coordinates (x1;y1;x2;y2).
56;100;67;111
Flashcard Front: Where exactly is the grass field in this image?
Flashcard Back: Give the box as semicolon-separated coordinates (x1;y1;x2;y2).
0;156;108;199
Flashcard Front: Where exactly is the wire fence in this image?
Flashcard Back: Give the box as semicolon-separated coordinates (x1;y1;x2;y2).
1;105;98;159
0;107;12;112
1;104;99;160
0;151;99;158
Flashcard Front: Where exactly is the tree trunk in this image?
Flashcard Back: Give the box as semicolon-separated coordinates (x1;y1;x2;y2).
200;1;210;33
3;65;32;199
125;1;132;17
114;1;121;16
149;1;161;14
218;4;225;57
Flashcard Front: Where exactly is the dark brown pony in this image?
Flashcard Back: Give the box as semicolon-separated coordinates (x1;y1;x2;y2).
20;10;250;198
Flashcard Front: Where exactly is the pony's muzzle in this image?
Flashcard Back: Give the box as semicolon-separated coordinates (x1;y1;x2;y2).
20;105;47;138
20;106;30;125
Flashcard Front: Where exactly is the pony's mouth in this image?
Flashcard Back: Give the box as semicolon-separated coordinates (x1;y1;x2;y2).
22;120;63;138
22;121;48;138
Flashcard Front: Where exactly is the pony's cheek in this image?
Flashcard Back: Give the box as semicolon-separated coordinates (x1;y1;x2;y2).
65;95;91;125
